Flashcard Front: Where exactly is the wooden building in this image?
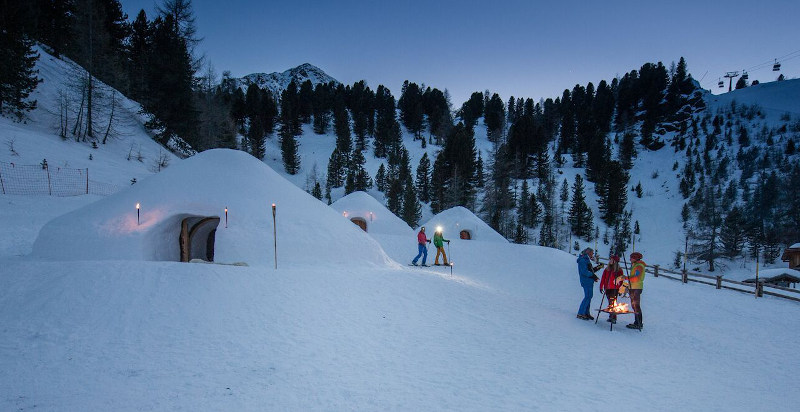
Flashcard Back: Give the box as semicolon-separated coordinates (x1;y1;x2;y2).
781;244;800;270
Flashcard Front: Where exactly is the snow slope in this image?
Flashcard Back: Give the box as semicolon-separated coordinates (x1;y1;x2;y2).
2;44;800;411
0;46;178;188
2;191;800;410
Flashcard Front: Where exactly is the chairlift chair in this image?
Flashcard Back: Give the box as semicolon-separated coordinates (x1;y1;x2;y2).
773;59;781;71
741;71;749;80
718;78;724;88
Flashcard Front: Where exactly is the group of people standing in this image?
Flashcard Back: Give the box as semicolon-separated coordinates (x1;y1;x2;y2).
577;247;645;330
411;226;450;267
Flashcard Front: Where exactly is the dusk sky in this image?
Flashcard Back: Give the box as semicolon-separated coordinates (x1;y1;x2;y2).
122;0;800;106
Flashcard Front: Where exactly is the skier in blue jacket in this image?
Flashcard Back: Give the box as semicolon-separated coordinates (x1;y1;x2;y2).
577;248;602;320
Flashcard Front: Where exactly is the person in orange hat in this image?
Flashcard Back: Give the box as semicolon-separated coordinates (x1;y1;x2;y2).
599;255;624;324
625;252;646;329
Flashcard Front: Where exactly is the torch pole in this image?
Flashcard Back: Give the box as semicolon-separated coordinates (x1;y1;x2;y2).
755;248;760;299
272;204;277;270
225;207;228;228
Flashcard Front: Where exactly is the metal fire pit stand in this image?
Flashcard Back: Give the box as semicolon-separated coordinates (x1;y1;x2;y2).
596;307;637;331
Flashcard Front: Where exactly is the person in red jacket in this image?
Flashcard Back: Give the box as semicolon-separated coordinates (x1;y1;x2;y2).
599;255;624;323
411;227;431;266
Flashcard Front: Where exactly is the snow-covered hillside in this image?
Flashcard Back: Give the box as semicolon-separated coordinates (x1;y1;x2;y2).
0;46;178;188
2;45;800;410
2;154;800;410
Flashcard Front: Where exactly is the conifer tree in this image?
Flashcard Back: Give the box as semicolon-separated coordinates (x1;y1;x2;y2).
568;174;593;239
401;179;421;228
559;178;569;222
0;4;40;119
375;163;388;192
416;153;431;203
459;91;484;130
484;93;505;142
386;176;404;217
312;82;332;134
373;85;401;158
312;182;323;200
619;131;636;170
475;153;485;188
145;15;197;144
280;124;300;174
298;80;314;124
720;206;745;258
529;191;541;229
281;80;301;136
346;147;372;193
693;185;723;271
398;80;424;138
598;160;629;225
127;10;151;104
518;180;530;227
245;84;266;158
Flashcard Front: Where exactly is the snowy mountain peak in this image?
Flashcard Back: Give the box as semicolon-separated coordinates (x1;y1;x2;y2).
238;63;338;96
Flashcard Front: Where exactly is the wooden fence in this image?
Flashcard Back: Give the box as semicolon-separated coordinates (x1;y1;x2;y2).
596;257;800;303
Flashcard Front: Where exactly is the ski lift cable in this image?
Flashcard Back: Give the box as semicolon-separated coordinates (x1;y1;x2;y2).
743;49;800;72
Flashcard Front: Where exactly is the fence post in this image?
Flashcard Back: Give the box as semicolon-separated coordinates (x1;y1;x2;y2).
653;265;659;278
716;275;722;289
86;168;89;194
0;167;5;194
46;163;52;196
682;269;688;284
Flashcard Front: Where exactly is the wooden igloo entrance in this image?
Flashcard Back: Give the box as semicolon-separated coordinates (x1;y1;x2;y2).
350;217;368;232
179;216;221;262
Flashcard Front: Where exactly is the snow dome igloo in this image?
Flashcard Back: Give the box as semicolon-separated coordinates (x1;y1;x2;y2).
32;149;393;267
331;191;413;236
422;206;507;243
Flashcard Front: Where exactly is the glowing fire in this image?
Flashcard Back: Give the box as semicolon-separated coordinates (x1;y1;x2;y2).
607;302;630;313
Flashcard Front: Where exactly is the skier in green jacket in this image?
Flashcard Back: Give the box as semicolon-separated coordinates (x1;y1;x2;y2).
433;227;450;266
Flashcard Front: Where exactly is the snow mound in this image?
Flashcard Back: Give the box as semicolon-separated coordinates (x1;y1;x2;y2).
422;206;507;243
330;191;414;236
32;149;394;267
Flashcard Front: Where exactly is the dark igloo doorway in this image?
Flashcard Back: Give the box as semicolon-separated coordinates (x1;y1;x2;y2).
460;230;472;240
350;217;368;232
180;216;221;262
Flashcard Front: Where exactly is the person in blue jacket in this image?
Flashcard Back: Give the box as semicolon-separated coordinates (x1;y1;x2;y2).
576;247;602;320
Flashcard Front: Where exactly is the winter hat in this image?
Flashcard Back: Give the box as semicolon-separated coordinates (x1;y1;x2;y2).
630;252;643;261
610;255;620;263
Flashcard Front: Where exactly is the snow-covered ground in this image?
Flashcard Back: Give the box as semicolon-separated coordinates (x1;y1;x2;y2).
2;152;800;410
2;46;800;410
